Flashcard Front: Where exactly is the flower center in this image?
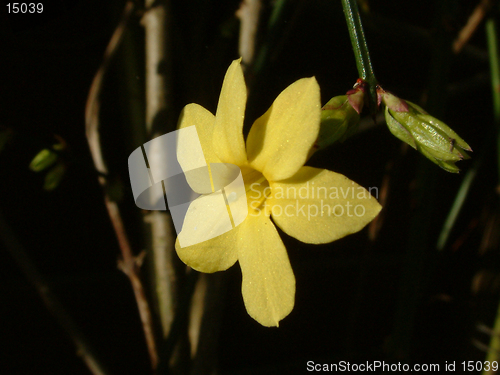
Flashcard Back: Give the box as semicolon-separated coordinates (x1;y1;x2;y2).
241;167;270;214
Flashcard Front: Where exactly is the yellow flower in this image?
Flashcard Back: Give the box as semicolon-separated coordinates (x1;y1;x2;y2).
175;59;382;327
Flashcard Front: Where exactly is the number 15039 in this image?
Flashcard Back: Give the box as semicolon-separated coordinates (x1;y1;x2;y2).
6;3;43;13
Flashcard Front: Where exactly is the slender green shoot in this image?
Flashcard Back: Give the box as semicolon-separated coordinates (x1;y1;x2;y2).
436;164;478;250
437;14;500;251
482;17;500;375
340;0;378;112
487;18;500;176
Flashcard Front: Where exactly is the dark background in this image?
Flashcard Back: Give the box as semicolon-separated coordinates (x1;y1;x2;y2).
0;0;496;373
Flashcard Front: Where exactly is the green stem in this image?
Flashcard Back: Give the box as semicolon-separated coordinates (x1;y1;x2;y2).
436;162;478;251
436;9;500;251
341;0;378;110
482;17;500;375
486;18;500;176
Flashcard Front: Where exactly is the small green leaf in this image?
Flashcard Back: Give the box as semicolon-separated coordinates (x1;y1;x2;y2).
30;149;58;172
43;162;66;191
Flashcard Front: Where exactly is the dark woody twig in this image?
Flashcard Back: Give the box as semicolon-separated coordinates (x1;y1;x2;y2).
85;1;159;370
453;0;496;54
0;208;111;375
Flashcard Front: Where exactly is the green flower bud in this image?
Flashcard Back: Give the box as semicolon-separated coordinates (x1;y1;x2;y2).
383;93;471;173
29;148;58;172
316;82;365;150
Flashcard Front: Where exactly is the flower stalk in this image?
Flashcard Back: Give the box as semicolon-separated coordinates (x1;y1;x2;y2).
341;0;378;113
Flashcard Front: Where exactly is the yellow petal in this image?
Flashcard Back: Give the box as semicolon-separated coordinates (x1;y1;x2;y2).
237;210;295;327
176;104;221;194
177;103;220;165
212;59;248;166
177;191;234;248
268;167;382;244
246;77;321;181
175;203;239;272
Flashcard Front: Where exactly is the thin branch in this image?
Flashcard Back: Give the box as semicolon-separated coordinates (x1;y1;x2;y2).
143;0;178;342
85;1;159;369
237;0;262;70
189;273;226;375
156;269;199;373
366;11;489;62
86;1;134;177
250;0;295;84
0;208;111;375
453;0;496;54
187;272;207;359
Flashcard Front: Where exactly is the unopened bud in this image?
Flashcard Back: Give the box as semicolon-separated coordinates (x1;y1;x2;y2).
381;90;472;173
316;81;365;150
